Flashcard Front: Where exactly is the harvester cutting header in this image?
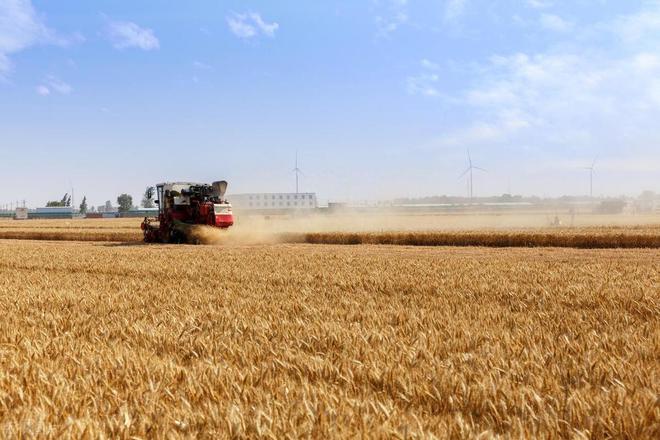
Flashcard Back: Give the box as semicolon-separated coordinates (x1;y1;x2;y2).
141;181;234;243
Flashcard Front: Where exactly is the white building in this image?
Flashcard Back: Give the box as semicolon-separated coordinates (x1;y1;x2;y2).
230;193;317;211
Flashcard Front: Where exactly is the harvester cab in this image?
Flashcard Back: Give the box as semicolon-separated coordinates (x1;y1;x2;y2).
142;180;234;243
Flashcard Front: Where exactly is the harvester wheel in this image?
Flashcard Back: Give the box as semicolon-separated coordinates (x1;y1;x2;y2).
170;229;185;244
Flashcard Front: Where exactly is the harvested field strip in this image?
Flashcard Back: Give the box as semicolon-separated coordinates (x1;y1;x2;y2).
297;230;660;249
0;225;138;230
1;227;660;248
0;230;141;242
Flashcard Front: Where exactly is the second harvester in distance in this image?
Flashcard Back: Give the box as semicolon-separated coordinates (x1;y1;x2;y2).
141;181;234;243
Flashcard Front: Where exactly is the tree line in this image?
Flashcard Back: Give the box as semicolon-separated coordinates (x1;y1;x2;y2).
45;187;155;214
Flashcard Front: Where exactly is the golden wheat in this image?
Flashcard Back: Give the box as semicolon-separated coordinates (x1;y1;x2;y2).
0;239;658;438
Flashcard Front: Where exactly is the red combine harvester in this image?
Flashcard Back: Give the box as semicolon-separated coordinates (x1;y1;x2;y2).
141;181;234;243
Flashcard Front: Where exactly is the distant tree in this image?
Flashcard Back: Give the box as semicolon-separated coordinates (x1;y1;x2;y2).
117;194;133;213
46;193;69;207
79;196;88;214
142;186;155;208
596;199;625;214
104;201;113;212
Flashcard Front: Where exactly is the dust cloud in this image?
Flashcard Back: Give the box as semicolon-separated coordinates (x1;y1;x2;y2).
186;220;286;246
187;211;660;246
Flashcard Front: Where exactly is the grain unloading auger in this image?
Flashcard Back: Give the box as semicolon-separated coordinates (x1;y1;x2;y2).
141;181;234;243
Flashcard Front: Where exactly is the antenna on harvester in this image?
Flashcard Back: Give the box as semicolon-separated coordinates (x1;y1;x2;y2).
292;150;304;194
582;157;597;198
459;149;487;200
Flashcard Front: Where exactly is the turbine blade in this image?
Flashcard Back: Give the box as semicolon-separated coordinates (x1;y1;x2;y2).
473;166;487;172
458;167;471;179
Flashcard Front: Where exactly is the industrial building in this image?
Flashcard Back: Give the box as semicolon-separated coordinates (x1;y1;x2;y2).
230;193;317;211
31;207;76;219
0;207;77;219
121;208;159;218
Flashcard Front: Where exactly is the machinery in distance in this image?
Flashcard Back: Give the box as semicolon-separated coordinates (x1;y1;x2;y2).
141;181;234;243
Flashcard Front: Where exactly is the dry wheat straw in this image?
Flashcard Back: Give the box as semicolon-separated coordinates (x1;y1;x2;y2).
0;240;657;438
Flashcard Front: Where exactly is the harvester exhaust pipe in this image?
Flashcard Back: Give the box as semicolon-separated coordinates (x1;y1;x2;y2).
212;180;228;200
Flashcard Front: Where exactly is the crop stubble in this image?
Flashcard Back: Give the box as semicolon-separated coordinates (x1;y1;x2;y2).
0;240;658;438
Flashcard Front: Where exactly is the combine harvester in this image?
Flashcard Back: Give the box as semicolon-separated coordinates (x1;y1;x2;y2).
141;181;234;243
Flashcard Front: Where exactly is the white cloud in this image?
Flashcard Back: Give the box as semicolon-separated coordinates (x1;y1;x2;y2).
459;51;660;142
431;2;660;169
611;6;660;43
45;75;71;94
0;0;69;76
374;0;408;36
106;20;159;50
407;59;441;97
527;0;553;9
444;0;468;23
227;12;278;39
227;16;256;38
539;14;573;32
421;58;440;70
35;84;49;95
36;75;72;96
407;73;439;96
250;12;279;37
434;109;532;148
193;60;213;70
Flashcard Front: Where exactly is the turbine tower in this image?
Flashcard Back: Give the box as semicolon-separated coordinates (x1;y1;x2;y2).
459;149;486;200
292;150;303;194
582;157;597;198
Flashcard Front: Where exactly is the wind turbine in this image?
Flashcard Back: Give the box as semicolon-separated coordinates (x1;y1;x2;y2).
459;149;487;200
582;157;597;198
292;150;303;194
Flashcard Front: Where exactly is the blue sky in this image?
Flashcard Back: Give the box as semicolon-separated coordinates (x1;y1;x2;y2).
1;0;659;207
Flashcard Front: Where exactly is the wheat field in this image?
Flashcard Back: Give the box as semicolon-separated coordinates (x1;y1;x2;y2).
0;239;658;438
